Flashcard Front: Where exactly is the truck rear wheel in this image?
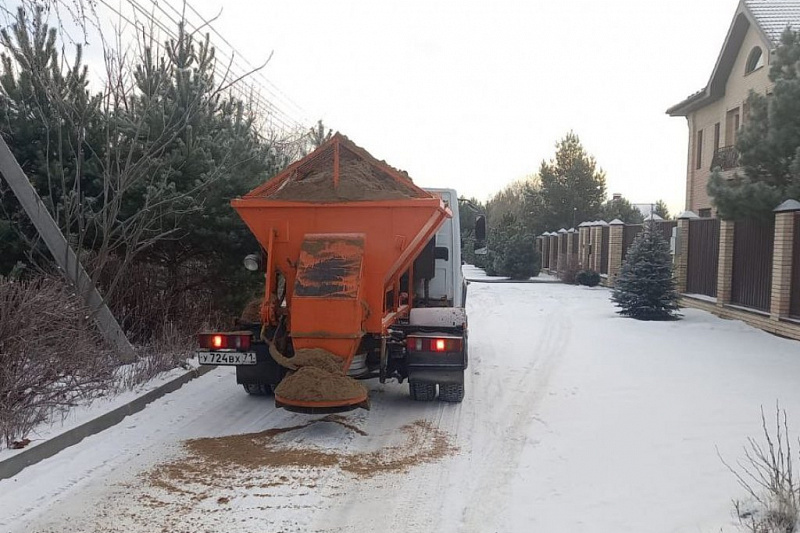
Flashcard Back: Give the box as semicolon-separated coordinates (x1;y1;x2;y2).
409;381;437;401
439;383;465;403
242;383;273;396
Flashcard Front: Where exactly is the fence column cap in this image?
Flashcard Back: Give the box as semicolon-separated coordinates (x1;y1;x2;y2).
677;210;699;220
644;214;664;222
774;199;800;213
568;227;576;233
609;218;624;225
578;222;589;228
558;228;568;234
597;220;609;226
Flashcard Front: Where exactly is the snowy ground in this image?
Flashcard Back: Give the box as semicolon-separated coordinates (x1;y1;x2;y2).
2;280;800;532
0;361;198;462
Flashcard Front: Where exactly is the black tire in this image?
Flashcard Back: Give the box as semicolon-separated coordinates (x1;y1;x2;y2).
242;383;272;396
439;383;465;403
409;381;437;401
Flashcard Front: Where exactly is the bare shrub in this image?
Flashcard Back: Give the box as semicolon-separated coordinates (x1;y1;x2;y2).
0;277;113;447
720;405;799;533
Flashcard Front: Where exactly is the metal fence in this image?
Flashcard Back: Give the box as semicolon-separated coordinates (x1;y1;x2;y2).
686;218;720;297
731;218;775;312
622;225;643;260
600;226;609;274
542;238;550;269
657;220;677;242
792;213;800;318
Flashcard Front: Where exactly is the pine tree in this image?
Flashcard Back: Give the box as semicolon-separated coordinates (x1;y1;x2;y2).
538;132;607;230
611;224;681;320
653;199;671;220
600;196;644;224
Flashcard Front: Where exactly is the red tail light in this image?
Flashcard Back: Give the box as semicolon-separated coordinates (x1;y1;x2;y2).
406;336;462;353
199;332;252;350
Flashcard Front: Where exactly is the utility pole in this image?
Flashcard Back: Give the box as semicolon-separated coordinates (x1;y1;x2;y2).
0;137;136;362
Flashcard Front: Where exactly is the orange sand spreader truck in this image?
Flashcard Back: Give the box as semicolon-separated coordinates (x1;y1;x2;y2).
196;134;484;413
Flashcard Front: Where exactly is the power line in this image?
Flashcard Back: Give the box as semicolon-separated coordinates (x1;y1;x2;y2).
95;0;310;136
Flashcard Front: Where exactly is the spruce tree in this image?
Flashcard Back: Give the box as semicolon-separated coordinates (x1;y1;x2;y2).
611;224;680;320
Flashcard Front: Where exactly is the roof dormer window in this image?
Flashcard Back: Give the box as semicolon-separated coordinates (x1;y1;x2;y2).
745;46;764;74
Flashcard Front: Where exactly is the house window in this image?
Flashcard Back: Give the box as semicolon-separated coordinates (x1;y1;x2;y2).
696;129;703;169
714;122;721;151
745;46;764;74
726;107;740;146
699;208;712;218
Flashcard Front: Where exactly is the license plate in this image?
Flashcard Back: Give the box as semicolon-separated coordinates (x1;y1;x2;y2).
197;351;257;365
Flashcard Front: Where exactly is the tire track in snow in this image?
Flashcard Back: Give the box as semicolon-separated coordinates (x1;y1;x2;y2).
459;296;572;532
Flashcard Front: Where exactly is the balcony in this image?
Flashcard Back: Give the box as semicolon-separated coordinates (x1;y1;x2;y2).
711;145;739;171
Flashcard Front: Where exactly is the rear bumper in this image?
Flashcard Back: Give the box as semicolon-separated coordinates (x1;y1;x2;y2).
407;366;464;384
406;351;465;384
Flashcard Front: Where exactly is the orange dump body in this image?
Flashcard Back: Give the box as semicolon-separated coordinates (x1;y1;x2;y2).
231;134;451;408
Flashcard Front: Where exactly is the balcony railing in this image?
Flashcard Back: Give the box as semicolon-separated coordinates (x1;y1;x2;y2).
711;145;739;171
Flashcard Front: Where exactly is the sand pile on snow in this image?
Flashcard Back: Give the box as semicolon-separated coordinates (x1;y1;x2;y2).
144;417;456;498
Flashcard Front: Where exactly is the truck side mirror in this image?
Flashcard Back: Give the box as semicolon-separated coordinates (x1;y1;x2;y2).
475;215;486;241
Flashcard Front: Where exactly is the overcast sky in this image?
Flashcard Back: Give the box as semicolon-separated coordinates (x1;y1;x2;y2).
4;0;742;213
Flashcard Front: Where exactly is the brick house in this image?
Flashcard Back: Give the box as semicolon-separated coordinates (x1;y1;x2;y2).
667;0;800;216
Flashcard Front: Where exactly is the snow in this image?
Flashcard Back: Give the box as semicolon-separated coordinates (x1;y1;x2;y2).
3;280;800;532
0;360;197;460
685;293;718;304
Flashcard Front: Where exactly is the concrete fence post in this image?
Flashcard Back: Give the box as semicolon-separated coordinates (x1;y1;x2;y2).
608;219;624;284
557;228;568;276
589;221;600;272
770;200;800;320
566;228;576;272
716;219;735;307
543;233;550;272
578;223;589;270
549;233;559;274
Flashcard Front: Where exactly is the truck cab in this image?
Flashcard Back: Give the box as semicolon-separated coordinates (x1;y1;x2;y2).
398;188;468;402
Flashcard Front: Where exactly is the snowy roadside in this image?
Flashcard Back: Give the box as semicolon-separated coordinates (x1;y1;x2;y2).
0;358;200;462
462;263;559;282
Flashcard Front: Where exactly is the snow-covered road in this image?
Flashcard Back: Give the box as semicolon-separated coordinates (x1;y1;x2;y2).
3;277;800;532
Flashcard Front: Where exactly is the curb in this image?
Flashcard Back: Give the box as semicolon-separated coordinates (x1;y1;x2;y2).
0;364;216;481
466;278;560;284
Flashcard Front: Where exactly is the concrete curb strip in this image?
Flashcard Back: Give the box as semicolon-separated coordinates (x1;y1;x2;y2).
0;364;216;481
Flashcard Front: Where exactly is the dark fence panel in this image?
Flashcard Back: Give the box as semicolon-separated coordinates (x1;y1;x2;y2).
560;235;567;253
572;234;579;254
542;239;550;269
687;218;720;297
600;226;609;274
622;225;643;260
792;213;800;317
656;221;677;243
732;218;774;312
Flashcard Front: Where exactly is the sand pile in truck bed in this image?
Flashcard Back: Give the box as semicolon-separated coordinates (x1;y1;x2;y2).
269;159;420;202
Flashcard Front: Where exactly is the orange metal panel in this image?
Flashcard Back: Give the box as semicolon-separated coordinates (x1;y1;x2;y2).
233;201;450;335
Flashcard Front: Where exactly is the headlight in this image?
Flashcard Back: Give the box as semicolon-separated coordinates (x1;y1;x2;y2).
243;253;261;271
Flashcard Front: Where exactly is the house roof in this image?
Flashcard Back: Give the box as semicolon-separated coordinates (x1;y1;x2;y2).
746;0;800;42
667;0;800;116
